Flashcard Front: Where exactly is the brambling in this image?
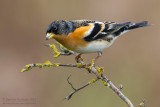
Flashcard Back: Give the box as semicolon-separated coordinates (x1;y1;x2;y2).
46;20;149;62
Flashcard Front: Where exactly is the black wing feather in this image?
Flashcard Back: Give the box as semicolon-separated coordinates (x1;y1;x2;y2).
84;21;132;41
84;23;102;41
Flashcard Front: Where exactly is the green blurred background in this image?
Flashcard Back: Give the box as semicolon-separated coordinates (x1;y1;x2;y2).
0;0;160;107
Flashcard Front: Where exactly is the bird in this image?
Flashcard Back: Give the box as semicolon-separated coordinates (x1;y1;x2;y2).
46;20;149;62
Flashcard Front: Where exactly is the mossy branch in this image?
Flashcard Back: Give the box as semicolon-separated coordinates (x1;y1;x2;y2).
21;42;146;107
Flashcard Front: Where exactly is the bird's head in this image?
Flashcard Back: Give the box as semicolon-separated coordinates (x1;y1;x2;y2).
46;20;73;40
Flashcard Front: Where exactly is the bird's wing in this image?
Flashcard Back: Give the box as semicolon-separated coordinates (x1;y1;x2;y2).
70;20;148;42
82;21;132;41
71;20;148;42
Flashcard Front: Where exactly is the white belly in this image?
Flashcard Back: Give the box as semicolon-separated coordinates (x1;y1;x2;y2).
75;39;116;53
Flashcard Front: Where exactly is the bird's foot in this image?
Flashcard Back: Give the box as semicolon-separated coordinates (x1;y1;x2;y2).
75;53;83;63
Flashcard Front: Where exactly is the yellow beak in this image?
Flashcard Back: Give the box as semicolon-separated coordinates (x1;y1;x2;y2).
46;33;55;40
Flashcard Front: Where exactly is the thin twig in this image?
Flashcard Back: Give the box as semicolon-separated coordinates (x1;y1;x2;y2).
59;64;78;67
65;83;89;100
67;75;76;90
65;75;98;100
60;52;72;55
139;99;145;107
119;84;123;90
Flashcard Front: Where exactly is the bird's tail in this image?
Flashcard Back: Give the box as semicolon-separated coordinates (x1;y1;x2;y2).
128;21;150;30
113;21;150;36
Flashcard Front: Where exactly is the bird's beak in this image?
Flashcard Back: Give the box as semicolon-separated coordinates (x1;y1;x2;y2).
46;33;55;40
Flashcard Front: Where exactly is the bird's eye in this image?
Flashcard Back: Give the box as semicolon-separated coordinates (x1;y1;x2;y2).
53;26;57;31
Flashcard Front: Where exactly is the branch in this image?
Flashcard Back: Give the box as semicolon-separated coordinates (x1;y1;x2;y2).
21;43;137;107
65;75;98;100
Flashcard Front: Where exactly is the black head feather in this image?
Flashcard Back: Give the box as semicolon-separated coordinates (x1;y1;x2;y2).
46;20;74;35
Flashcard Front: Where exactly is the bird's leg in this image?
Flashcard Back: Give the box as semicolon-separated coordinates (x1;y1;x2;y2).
75;54;86;68
75;53;83;63
95;51;102;62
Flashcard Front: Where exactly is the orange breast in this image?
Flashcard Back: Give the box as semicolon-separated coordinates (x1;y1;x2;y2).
53;24;94;51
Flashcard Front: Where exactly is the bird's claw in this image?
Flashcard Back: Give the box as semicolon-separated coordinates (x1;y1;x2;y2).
75;54;83;63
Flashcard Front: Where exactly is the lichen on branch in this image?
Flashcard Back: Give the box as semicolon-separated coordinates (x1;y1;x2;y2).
21;42;135;107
